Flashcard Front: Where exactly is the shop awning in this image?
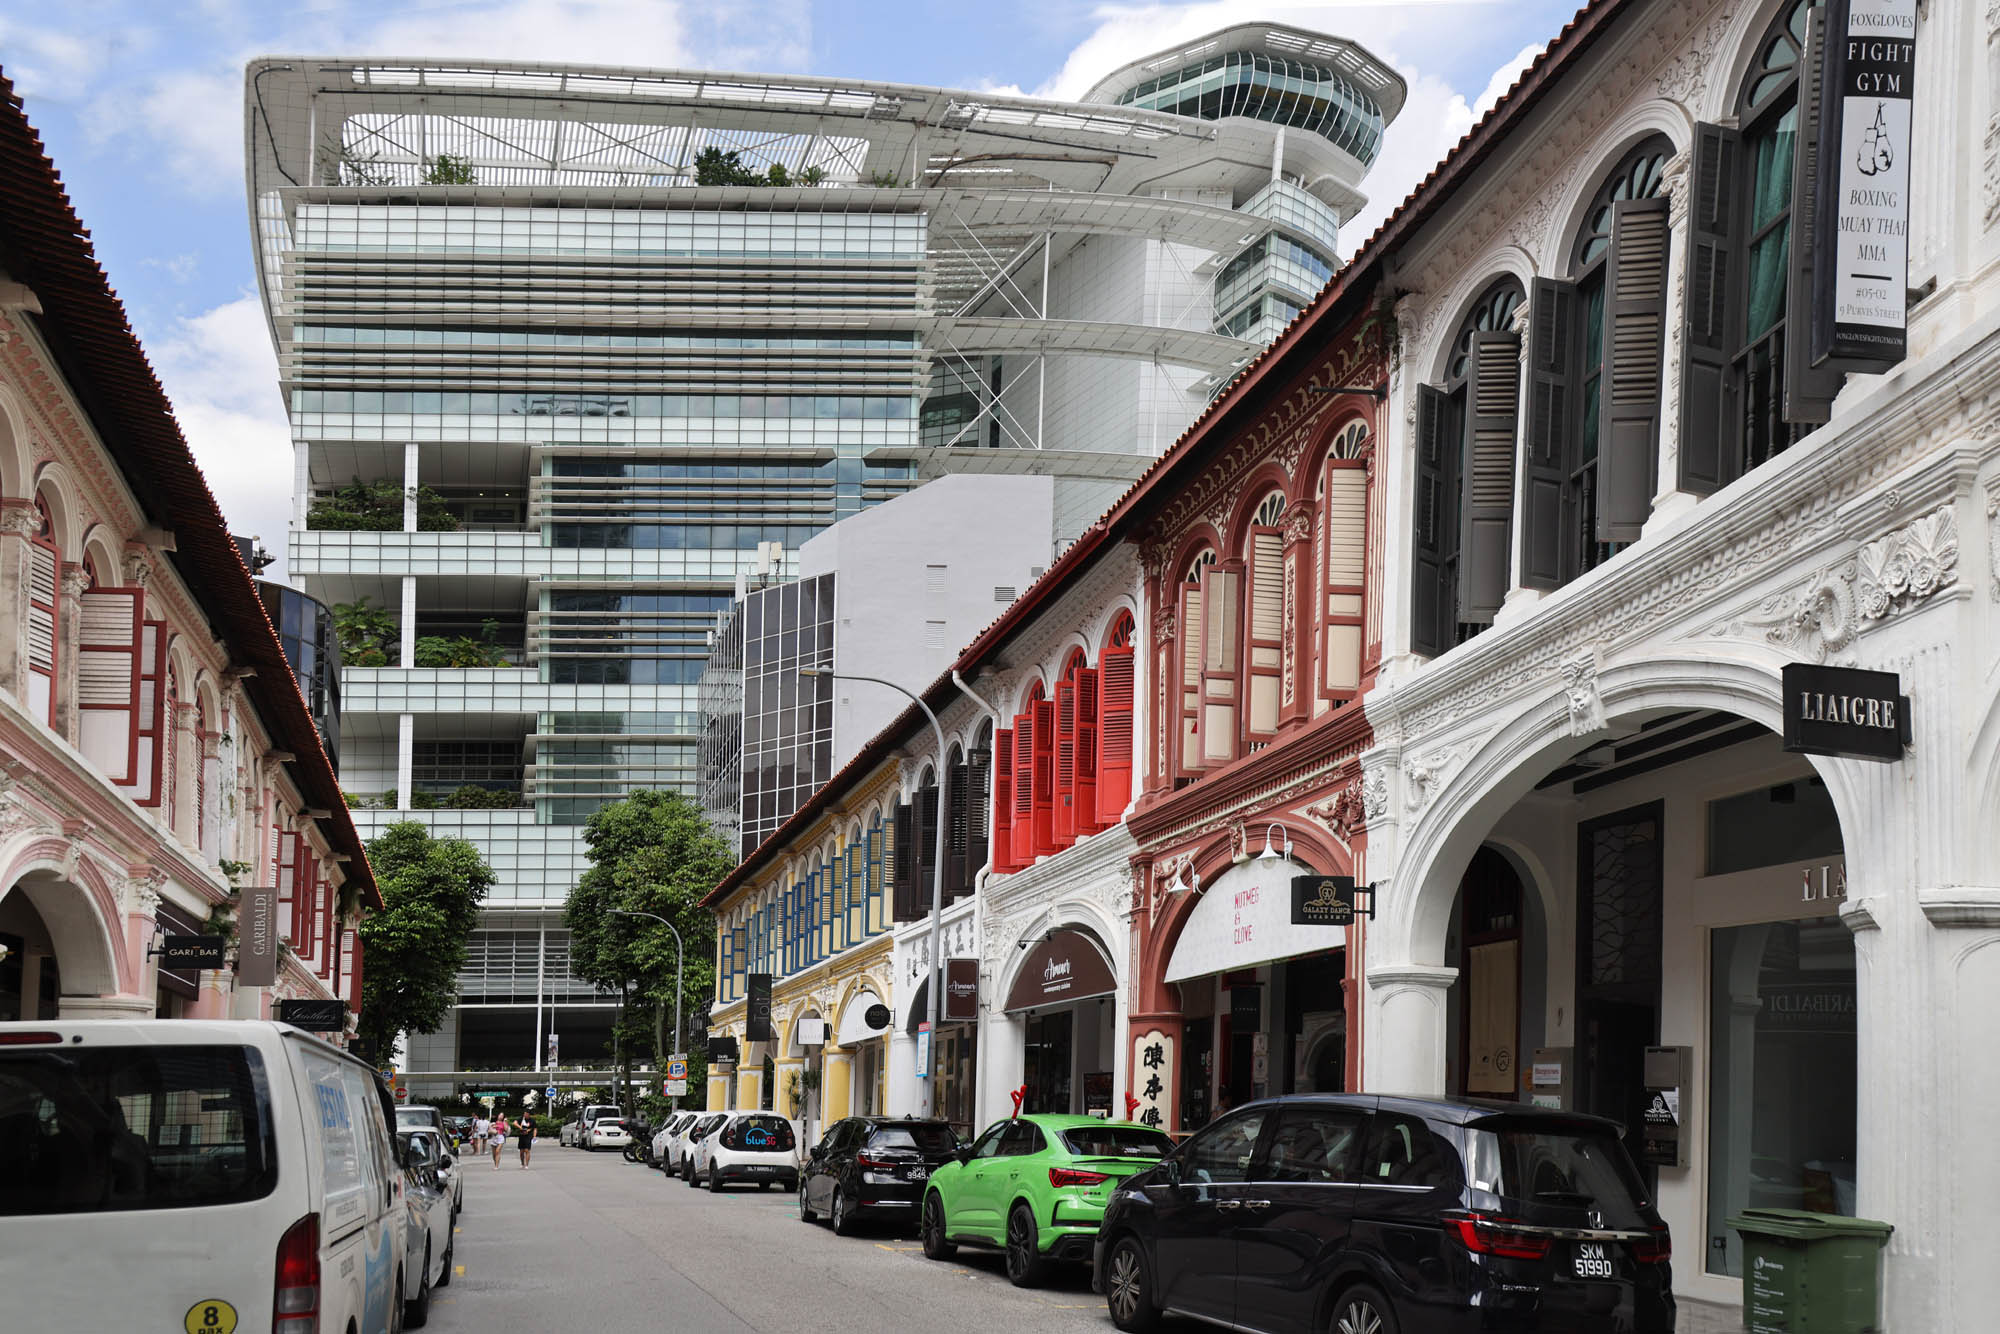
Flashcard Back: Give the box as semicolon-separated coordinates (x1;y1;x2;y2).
1005;927;1116;1013
836;989;889;1045
1164;857;1345;984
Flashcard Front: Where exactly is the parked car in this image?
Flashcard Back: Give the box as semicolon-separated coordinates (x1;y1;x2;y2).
1091;1095;1675;1334
689;1111;799;1192
584;1115;632;1152
920;1114;1172;1286
562;1103;620;1147
678;1113;730;1181
444;1115;475;1147
0;1020;412;1334
801;1116;960;1234
651;1111;700;1171
402;1126;464;1215
395;1131;455;1328
396;1104;445;1136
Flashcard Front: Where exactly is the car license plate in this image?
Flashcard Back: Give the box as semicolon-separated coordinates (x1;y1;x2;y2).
1572;1242;1615;1279
747;1164;775;1173
906;1166;928;1181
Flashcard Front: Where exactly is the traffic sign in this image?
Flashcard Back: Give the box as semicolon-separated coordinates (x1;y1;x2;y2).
663;1079;688;1097
666;1056;688;1081
545;1085;558;1099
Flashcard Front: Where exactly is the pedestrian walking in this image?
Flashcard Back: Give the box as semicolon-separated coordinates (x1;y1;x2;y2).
472;1114;491;1155
517;1115;537;1169
490;1114;508;1170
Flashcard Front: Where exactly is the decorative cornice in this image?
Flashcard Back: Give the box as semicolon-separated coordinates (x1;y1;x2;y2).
1131;707;1369;851
1918;886;2000;928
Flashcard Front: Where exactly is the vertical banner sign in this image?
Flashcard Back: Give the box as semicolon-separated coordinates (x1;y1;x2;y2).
238;885;278;988
545;1032;559;1067
745;972;773;1041
1811;0;1917;367
943;957;980;1023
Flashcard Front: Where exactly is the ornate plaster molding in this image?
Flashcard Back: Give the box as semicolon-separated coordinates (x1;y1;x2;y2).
1404;746;1466;815
1362;771;1390;822
1560;647;1606;736
1302;778;1367;843
1985;476;2000;601
1918;886;2000;928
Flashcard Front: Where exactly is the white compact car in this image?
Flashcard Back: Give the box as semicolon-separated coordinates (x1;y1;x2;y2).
678;1113;729;1181
563;1103;620;1147
403;1126;464;1214
395;1131;455;1327
584;1115;632;1151
0;1019;417;1334
688;1111;800;1192
650;1111;699;1171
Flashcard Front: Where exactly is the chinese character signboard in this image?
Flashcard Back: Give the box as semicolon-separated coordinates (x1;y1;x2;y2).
1129;1029;1175;1131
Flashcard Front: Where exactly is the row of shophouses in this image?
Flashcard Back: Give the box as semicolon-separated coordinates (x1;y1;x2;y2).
0;76;376;1031
702;0;1999;1325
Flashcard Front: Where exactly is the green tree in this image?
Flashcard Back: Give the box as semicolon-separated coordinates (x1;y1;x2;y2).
563;790;729;1111
423;154;477;184
357;821;495;1055
692;147;763;186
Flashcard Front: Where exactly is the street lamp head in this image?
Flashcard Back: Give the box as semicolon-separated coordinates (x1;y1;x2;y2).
798;665;828;678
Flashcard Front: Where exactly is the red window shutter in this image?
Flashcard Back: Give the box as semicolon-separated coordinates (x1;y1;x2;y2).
275;828;299;947
1321;464;1368;700
1246;528;1284;741
25;537;58;726
1074;666;1099;835
1096;646;1135;825
1031;699;1056;856
992;728;1015;872
77;587;143;782
1010;710;1035;868
319;872;336;979
1199;565;1241;767
131;621;167;805
1054;680;1078;848
1177;577;1205;776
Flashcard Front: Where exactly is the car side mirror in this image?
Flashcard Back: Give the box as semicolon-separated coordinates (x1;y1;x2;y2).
1163;1156;1182;1187
954;1145;973;1165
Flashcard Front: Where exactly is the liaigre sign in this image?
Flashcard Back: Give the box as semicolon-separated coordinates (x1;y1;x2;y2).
1782;663;1909;761
1005;928;1116;1012
1811;0;1918;366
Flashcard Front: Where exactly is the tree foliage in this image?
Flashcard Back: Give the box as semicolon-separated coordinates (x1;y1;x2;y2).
563;790;730;1065
423;154;477;185
357;821;495;1053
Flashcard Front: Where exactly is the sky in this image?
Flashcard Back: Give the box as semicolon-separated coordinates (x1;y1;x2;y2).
2;0;1584;575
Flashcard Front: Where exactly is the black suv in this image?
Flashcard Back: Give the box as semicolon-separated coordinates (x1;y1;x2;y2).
800;1116;960;1235
1092;1094;1673;1334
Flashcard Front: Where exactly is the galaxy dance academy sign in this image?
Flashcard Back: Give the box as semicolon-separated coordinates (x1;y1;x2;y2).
1811;0;1918;366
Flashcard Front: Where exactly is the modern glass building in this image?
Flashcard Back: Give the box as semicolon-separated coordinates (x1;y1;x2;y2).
243;26;1402;1090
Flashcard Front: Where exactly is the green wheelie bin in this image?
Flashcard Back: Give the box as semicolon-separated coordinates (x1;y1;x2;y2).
1728;1207;1893;1333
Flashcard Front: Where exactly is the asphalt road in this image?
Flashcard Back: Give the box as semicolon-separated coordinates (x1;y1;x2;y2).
425;1141;1139;1334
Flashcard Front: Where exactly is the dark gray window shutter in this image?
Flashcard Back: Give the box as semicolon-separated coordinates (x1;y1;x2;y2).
1598;197;1670;543
1409;383;1454;657
1458;331;1520;622
893;800;917;921
1521;277;1575;589
1784;6;1842;424
1678;122;1743;495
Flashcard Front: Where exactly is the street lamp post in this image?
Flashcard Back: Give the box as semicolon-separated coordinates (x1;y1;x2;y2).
609;907;686;1112
800;666;948;1119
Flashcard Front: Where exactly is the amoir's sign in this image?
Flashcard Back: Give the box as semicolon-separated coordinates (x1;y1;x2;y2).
1811;0;1918;366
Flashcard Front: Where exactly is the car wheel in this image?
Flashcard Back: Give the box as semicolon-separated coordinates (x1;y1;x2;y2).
799;1177;818;1222
685;1162;698;1187
1005;1203;1049;1288
920;1190;955;1260
436;1240;453;1289
831;1187;856;1236
708;1167;725;1193
405;1244;432;1328
1330;1284;1399;1334
389;1271;405;1334
1103;1236;1160;1332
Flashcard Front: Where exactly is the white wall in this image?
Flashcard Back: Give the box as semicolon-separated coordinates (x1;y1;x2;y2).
799;473;1055;765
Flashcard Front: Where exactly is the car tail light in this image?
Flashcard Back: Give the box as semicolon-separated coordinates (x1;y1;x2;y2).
1633;1225;1672;1264
0;1031;62;1045
857;1153;894;1171
1443;1212;1552;1261
1049;1167;1111;1189
273;1213;320;1334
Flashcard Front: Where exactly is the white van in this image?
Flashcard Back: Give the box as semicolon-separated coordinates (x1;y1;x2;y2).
0;1019;416;1334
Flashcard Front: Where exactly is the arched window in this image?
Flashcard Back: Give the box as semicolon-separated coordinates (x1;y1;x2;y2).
1177;548;1236;776
1318;422;1370;706
25;495;59;725
1090;611;1136;827
1411;278;1523;657
1682;0;1828;491
1242;492;1287;747
1051;651;1096;844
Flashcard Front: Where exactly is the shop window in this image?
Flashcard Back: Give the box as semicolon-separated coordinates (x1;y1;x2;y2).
1411;279;1522;656
1707;916;1857;1275
1705;776;1842;875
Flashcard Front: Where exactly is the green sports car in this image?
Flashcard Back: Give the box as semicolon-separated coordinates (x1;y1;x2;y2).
919;1114;1174;1287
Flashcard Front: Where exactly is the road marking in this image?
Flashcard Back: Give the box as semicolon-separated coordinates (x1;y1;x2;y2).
454;1266;466;1276
874;1243;920;1252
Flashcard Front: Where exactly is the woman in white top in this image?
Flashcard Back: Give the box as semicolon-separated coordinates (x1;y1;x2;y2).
472;1116;491;1155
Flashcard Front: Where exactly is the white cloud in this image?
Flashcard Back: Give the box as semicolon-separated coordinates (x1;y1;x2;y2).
0;20;109;103
363;0;688;67
145;295;296;579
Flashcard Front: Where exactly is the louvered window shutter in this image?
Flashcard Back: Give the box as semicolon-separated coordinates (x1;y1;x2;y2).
1783;7;1847;422
274;828;298;945
319;874;337;978
77;587;143;782
1031;699;1056;855
1321;465;1367;696
1095;647;1135;825
1199;565;1240;766
132;620;166;804
1460;331;1522;621
1522;278;1578;589
917;783;940;904
967;744;991;873
1246;528;1284;738
946;764;970;899
1177;578;1205;774
1679;122;1744;494
1010;711;1035;867
1054;681;1078;846
1599;197;1670;541
893;801;917;921
25;538;58;724
992;728;1015;872
1409;384;1454;657
1073;666;1098;835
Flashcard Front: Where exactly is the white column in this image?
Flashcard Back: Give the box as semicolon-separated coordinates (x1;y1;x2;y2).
887;1029;918;1116
1645;148;1702;535
292;441;311;527
1362;963;1457;1095
976;1007;1026;1128
402;442;420;532
396;713;415;812
398;576;416;669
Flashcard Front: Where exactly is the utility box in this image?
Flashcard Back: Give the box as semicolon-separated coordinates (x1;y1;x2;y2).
1729;1208;1893;1334
1641;1045;1690;1168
